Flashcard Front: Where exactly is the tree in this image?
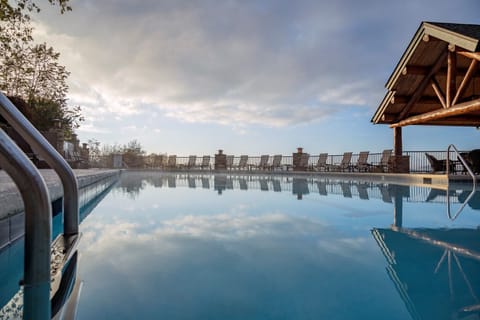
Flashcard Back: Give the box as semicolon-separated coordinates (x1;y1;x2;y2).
0;0;82;136
122;139;146;168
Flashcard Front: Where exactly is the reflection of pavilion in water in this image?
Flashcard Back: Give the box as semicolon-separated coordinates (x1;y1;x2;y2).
116;172;480;207
372;187;480;320
373;227;480;320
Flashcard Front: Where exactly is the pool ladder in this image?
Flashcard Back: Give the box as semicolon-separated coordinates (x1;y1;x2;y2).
0;92;79;319
446;144;477;220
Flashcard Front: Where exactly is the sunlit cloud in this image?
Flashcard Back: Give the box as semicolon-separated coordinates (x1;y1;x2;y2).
32;0;395;128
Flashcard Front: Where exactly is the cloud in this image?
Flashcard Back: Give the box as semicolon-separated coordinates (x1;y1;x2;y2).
32;0;399;128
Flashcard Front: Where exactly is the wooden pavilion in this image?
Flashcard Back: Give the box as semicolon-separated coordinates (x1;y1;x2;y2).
372;22;480;172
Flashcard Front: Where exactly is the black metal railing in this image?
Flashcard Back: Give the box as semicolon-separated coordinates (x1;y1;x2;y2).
90;150;472;174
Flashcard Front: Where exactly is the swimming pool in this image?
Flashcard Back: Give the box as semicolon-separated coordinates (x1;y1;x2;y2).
2;171;480;319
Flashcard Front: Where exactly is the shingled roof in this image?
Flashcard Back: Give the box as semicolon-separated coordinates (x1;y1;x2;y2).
372;21;480;127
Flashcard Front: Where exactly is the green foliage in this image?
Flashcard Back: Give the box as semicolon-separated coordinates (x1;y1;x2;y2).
0;0;81;135
0;0;71;21
28;97;83;137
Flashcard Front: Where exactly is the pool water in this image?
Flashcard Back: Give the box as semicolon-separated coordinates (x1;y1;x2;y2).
71;172;480;320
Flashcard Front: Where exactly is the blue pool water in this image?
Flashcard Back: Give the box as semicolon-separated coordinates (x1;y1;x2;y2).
1;171;479;319
72;172;480;320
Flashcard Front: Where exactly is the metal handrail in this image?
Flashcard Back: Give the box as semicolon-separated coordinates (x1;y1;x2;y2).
0;93;79;236
446;144;477;220
0;129;51;319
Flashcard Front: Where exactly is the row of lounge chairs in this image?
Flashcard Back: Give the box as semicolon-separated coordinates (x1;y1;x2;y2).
158;150;394;172
310;149;393;172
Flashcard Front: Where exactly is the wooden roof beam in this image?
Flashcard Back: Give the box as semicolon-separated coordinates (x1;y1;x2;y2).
396;50;447;121
431;76;447;108
401;66;472;76
452;59;479;105
458;51;480;62
391;98;480;127
392;95;439;104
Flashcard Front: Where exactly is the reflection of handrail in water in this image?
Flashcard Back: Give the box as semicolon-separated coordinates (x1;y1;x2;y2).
447;144;477;220
0;174;119;318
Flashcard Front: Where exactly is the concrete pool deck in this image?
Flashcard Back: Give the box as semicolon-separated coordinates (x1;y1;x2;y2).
0;169;121;220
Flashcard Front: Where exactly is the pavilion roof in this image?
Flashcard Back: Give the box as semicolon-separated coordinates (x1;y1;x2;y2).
372;22;480;127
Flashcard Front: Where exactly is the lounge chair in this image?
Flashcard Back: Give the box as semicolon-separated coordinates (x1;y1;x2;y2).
200;155;211;170
312;153;329;171
226;155;234;170
353;151;371;172
237;155;249;170
425;153;454;173
331;152;352;172
460;149;480;174
256;155;269;170
374;149;393;172
186;155;196;169
270;155;282;171
166;155;177;170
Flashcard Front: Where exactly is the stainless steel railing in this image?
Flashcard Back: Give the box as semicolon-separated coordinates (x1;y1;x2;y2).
0;128;51;319
0;92;81;319
0;93;79;236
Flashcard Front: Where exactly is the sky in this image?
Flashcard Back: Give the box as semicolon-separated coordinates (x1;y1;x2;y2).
31;0;480;156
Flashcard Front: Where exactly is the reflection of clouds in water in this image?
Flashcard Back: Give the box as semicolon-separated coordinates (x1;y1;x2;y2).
78;212;397;319
80;212;378;263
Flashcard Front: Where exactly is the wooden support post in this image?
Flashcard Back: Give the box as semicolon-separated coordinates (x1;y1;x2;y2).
446;50;457;107
393;193;403;229
394;127;402;156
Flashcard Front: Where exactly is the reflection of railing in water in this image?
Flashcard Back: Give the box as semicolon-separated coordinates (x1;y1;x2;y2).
0;173;119;319
117;172;470;205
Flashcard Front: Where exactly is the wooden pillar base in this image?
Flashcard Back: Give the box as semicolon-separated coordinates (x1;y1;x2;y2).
389;155;410;173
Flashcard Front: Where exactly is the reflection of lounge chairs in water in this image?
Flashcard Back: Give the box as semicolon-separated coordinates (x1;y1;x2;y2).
201;177;210;189
458;190;480;210
272;179;281;192
226;177;233;189
378;184;392;203
426;188;446;202
316;180;327;196
259;179;269;191
340;182;352;198
356;183;369;200
188;177;196;188
167;176;176;188
292;178;309;200
239;178;248;190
